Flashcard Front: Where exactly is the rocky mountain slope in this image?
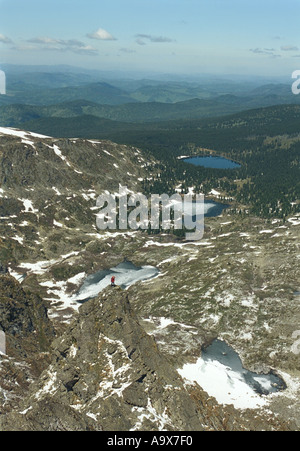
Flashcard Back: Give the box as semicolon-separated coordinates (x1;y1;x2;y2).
0;127;156;265
0;127;299;431
0;286;292;431
0;289;212;431
0;272;55;413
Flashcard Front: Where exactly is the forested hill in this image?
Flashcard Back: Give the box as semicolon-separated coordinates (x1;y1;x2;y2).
1;91;300;126
105;104;299;220
0;102;299;219
131;105;300;219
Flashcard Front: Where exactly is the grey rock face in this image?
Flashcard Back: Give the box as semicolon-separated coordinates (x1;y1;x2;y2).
1;289;205;431
0;274;55;414
0;275;55;353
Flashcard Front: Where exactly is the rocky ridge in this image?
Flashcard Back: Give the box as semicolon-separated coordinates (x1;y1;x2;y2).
0;127;157;266
1;288;205;431
0;273;55;413
0;287;292;431
0;128;299;430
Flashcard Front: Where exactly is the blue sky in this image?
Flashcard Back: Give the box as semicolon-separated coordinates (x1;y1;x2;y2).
0;0;299;76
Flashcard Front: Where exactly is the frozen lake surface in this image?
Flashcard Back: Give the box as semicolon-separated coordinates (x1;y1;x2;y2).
75;261;159;303
178;339;286;409
204;200;229;217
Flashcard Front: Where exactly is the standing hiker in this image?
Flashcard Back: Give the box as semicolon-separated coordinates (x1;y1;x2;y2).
111;276;116;287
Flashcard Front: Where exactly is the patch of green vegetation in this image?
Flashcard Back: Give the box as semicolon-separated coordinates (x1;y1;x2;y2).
50;264;85;281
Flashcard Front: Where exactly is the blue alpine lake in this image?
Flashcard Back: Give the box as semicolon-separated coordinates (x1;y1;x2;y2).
183;155;241;170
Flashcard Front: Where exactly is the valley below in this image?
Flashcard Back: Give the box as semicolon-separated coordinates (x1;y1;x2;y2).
0;128;299;431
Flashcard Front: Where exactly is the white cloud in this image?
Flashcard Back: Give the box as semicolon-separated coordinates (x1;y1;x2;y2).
119;47;136;54
11;44;37;51
87;28;117;41
135;38;146;46
135;34;174;45
0;33;12;44
249;47;281;58
250;48;273;55
281;45;299;51
28;37;59;45
26;37;98;55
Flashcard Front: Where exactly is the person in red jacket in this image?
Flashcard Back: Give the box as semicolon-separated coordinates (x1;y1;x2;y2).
111;276;116;287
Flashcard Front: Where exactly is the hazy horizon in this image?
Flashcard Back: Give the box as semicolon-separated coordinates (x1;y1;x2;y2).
0;62;293;86
1;0;299;79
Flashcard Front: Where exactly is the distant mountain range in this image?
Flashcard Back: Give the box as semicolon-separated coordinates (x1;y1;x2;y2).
1;67;299;132
1;86;300;133
0;82;137;107
0;67;298;106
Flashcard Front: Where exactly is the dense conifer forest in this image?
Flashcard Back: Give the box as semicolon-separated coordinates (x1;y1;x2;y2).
1;97;299;219
106;105;300;219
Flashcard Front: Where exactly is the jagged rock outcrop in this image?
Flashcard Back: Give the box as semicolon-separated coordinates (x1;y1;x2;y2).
0;128;158;267
0;275;55;413
0;286;295;431
0;275;55;356
1;288;207;431
0;263;8;275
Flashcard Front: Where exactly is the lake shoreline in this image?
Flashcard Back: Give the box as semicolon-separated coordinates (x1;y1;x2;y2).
181;154;242;170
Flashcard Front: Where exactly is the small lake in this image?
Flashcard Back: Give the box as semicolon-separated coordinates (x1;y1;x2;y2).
183;155;241;170
178;339;286;409
75;261;159;303
204;200;229;217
